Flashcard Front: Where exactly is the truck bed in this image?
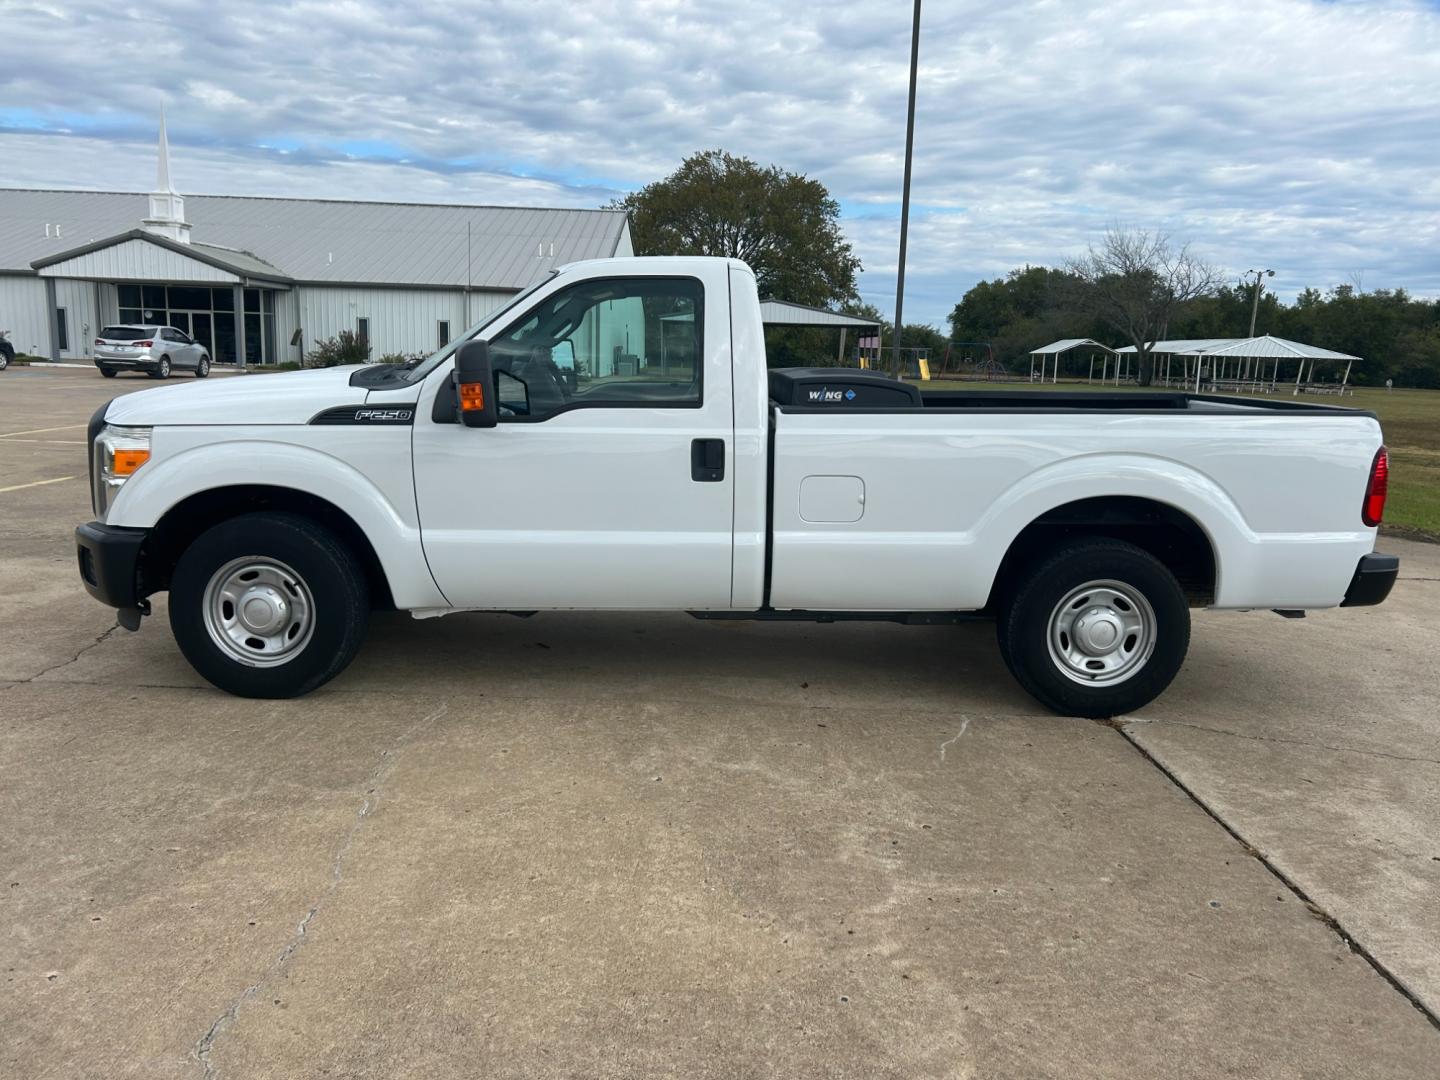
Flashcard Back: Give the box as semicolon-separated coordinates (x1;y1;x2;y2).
764;389;1382;614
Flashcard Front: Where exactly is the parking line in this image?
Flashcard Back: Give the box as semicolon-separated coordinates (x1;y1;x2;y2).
0;438;87;444
0;475;77;493
0;424;87;438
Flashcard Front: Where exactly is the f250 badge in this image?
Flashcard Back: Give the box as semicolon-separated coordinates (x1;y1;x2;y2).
310;404;417;425
354;408;413;422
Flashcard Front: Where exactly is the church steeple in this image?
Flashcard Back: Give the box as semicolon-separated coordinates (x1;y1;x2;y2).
142;103;191;243
156;100;175;193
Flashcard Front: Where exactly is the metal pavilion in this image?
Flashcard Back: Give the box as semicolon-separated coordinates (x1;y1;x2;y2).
1112;336;1361;395
1028;339;1119;383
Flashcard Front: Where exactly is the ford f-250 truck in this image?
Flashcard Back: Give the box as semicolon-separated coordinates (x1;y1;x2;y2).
75;256;1398;716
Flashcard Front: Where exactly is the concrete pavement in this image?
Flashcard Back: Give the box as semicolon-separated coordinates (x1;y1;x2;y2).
2;366;1437;1078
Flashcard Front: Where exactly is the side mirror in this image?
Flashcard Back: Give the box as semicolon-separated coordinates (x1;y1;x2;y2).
453;340;498;428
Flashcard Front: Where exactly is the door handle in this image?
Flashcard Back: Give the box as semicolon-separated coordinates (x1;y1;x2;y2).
691;438;725;482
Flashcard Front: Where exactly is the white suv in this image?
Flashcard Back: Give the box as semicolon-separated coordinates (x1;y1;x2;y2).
94;325;210;379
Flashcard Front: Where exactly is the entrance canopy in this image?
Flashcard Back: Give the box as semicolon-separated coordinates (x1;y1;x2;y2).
32;228;289;288
31;230;291;366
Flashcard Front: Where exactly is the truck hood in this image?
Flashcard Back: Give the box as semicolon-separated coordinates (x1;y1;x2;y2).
103;366;371;427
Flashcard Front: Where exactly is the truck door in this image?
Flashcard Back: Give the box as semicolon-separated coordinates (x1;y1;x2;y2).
412;270;736;610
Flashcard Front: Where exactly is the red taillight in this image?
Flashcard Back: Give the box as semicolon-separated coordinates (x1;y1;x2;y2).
135;339;153;347
94;337;103;345
1362;446;1388;527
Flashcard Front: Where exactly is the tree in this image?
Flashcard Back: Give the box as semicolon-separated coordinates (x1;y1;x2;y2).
942;262;1440;388
1065;228;1223;386
950;265;1102;374
615;150;861;307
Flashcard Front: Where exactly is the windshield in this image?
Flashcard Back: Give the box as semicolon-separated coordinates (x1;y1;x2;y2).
360;271;560;387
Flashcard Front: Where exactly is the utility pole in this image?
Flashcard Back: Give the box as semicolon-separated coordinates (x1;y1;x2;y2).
891;0;922;380
1244;268;1274;338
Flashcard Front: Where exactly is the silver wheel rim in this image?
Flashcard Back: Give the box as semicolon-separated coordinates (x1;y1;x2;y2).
158;358;169;376
1046;579;1156;686
199;357;209;375
202;556;316;667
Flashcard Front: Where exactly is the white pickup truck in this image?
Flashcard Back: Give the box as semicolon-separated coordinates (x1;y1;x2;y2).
75;256;1398;716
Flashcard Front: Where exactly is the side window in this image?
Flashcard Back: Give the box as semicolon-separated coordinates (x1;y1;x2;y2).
488;277;702;420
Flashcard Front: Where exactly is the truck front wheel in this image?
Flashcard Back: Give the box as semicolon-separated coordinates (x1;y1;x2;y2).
997;537;1189;718
168;512;370;698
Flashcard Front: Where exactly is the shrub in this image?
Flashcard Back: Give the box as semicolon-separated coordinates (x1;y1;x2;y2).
305;331;370;368
377;352;422;365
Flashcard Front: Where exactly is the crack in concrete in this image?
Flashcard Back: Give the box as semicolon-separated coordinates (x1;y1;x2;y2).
192;701;449;1080
12;623;120;684
938;717;971;762
1110;722;1440;1035
1125;717;1440;767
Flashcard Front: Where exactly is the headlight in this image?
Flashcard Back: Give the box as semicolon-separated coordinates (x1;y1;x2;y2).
93;425;151;519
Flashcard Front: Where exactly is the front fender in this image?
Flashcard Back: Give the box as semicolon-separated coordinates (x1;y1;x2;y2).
106;435;447;609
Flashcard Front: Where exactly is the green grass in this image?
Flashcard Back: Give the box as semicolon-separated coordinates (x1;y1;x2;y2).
912;379;1440;540
1349;387;1440;540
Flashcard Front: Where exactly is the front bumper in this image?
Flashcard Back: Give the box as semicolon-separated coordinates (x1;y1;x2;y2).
75;521;147;608
1340;552;1400;607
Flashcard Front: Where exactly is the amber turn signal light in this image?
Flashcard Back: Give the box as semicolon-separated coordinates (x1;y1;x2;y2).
111;448;150;475
459;382;486;411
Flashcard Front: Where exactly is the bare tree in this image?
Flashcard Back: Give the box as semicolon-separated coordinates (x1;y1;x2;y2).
1065;228;1223;386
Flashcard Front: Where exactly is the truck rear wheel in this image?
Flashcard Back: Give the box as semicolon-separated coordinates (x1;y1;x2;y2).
168;512;370;698
996;537;1189;718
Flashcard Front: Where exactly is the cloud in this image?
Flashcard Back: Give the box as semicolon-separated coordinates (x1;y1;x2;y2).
2;0;1438;326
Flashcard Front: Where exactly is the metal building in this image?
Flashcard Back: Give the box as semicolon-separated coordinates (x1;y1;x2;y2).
0;116;632;366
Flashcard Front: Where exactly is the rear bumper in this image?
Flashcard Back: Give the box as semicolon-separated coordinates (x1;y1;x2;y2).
95;357;158;371
1340;552;1399;607
75;521;147;608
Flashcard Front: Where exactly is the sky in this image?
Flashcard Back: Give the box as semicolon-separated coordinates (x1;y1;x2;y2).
1;0;1437;329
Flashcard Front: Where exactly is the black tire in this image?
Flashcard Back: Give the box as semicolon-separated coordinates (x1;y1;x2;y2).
168;512;370;698
996;537;1189;718
150;356;171;379
195;355;210;378
99;366;118;378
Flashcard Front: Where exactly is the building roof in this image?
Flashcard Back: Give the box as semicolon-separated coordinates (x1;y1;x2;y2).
0;188;630;289
1193;335;1360;361
1029;338;1116;355
1113;339;1234;354
1115;336;1359;361
759;298;881;329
